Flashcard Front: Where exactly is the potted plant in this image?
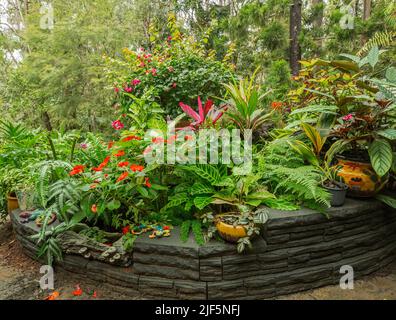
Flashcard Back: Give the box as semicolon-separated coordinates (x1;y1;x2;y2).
288;122;349;207
320;163;348;207
213;207;269;252
288;48;395;198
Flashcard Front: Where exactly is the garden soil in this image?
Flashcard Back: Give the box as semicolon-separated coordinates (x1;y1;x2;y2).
1;218;396;300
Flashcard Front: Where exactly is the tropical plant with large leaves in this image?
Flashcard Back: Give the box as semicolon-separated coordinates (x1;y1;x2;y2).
222;70;273;134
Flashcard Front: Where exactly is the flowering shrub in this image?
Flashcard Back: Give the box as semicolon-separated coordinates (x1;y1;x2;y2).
107;23;234;118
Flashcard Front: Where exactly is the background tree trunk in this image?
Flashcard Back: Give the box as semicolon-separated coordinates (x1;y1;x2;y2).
312;0;323;28
290;0;302;76
363;0;371;21
42;111;53;131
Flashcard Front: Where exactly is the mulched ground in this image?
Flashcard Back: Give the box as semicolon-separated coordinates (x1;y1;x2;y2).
1;217;396;300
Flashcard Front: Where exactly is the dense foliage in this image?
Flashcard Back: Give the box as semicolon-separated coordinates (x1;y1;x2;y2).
0;1;395;262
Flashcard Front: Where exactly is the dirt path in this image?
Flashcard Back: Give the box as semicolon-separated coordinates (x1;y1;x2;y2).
1;218;396;300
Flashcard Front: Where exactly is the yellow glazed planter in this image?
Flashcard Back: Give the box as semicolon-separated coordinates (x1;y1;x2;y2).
215;218;248;243
335;159;387;198
7;193;19;214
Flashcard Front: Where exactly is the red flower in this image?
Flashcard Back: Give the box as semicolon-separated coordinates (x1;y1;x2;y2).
139;62;145;68
130;164;144;172
151;68;157;76
145;177;152;188
167;36;172;41
91;204;97;213
163;226;170;230
72;284;83;296
108;141;114;149
114;150;125;157
122;135;141;142
116;171;129;183
69;165;85;176
112;120;124;130
124;87;133;93
92;291;97;298
92;156;111;171
114;87;119;93
122;225;130;235
171;82;177;88
152;137;165;144
118;161;129;168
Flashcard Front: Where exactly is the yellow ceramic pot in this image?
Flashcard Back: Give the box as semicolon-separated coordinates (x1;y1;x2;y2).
335;159;387;198
215;217;248;243
7;193;19;214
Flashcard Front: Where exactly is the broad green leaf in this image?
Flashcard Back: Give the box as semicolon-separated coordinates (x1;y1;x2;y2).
375;194;396;209
246;190;276;200
386;67;396;83
136;186;149;198
368;139;393;176
290;105;338;116
367;45;379;68
107;199;121;210
193;196;213;210
377;128;396;140
190;183;214;195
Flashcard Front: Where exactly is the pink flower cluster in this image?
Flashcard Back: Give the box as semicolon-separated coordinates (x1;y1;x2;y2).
342;114;354;121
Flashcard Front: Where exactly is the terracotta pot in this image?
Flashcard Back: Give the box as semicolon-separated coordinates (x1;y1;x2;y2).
335;159;387;198
7;193;19;214
215;217;248;243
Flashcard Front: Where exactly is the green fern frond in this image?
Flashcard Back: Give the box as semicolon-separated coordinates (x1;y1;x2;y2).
357;31;396;57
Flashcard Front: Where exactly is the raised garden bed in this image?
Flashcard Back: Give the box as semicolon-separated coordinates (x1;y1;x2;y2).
11;198;396;299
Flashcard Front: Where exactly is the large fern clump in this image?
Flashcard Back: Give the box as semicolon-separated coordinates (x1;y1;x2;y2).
257;138;330;210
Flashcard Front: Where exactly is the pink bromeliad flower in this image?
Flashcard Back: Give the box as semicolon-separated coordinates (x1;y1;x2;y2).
342;114;354;121
178;97;227;130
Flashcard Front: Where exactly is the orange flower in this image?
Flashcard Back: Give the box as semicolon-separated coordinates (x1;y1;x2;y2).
271;101;283;111
108;141;114;149
116;171;129;183
92;291;97;298
91;204;97;213
130;164;144;172
114;150;125;157
145;177;151;188
72;284;83;296
92;156;111;171
90;184;97;189
44;291;60;300
118;161;130;167
69;165;85;176
184;135;193;141
122;135;141;142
